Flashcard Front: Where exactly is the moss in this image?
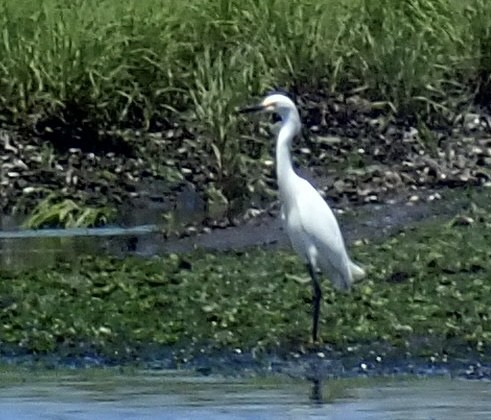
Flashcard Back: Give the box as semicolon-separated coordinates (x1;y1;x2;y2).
2;188;491;363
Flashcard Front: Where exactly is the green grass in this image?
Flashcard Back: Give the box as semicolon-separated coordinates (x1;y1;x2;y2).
0;0;489;129
2;189;491;359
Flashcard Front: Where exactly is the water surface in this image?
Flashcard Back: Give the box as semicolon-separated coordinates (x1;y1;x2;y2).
1;369;490;419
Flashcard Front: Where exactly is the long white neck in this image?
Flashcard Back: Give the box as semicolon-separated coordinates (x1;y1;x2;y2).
275;117;300;195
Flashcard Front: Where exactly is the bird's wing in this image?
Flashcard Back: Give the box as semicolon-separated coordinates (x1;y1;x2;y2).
295;179;345;251
294;178;352;287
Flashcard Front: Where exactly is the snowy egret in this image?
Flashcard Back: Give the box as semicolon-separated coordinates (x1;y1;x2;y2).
239;93;365;343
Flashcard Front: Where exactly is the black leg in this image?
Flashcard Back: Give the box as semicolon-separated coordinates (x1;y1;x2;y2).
307;263;322;343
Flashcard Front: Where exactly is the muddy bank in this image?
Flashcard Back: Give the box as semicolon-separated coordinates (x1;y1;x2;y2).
0;184;475;271
2;94;491;229
2;340;491;382
154;186;466;254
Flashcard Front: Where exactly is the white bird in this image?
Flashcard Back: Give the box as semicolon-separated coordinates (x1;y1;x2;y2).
240;93;365;343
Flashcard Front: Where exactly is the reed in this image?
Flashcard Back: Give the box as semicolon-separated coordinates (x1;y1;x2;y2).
0;0;486;127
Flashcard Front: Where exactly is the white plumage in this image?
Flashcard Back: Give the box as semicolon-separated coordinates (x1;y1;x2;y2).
240;93;365;342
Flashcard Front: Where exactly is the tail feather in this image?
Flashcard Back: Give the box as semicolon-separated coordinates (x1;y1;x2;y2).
349;260;366;282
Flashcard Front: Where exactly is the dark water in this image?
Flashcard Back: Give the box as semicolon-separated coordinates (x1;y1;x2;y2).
1;369;491;419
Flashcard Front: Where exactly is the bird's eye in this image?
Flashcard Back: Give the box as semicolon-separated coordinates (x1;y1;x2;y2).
271;113;281;123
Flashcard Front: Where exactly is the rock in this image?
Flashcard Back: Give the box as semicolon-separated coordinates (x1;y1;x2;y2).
22;187;37;195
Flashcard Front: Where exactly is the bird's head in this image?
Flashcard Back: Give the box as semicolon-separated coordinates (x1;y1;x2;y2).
239;93;299;123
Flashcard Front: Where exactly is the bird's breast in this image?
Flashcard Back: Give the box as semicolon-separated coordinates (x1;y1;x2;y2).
282;203;314;262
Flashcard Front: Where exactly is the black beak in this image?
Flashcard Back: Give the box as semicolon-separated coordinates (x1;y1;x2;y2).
238;104;264;114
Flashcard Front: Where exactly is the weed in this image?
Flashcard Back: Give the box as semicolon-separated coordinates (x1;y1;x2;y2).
23;193;115;228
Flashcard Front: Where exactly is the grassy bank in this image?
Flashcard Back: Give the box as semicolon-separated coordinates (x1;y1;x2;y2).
2;0;491;224
2;0;489;128
1;188;491;362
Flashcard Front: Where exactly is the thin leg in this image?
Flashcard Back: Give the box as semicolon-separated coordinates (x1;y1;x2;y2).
307;263;322;343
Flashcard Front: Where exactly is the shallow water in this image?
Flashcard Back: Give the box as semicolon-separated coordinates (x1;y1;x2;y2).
1;369;490;420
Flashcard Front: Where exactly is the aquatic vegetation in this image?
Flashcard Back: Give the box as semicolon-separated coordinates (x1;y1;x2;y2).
1;189;491;361
22;194;115;228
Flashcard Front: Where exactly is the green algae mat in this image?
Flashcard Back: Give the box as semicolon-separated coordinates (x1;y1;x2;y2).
1;190;491;363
